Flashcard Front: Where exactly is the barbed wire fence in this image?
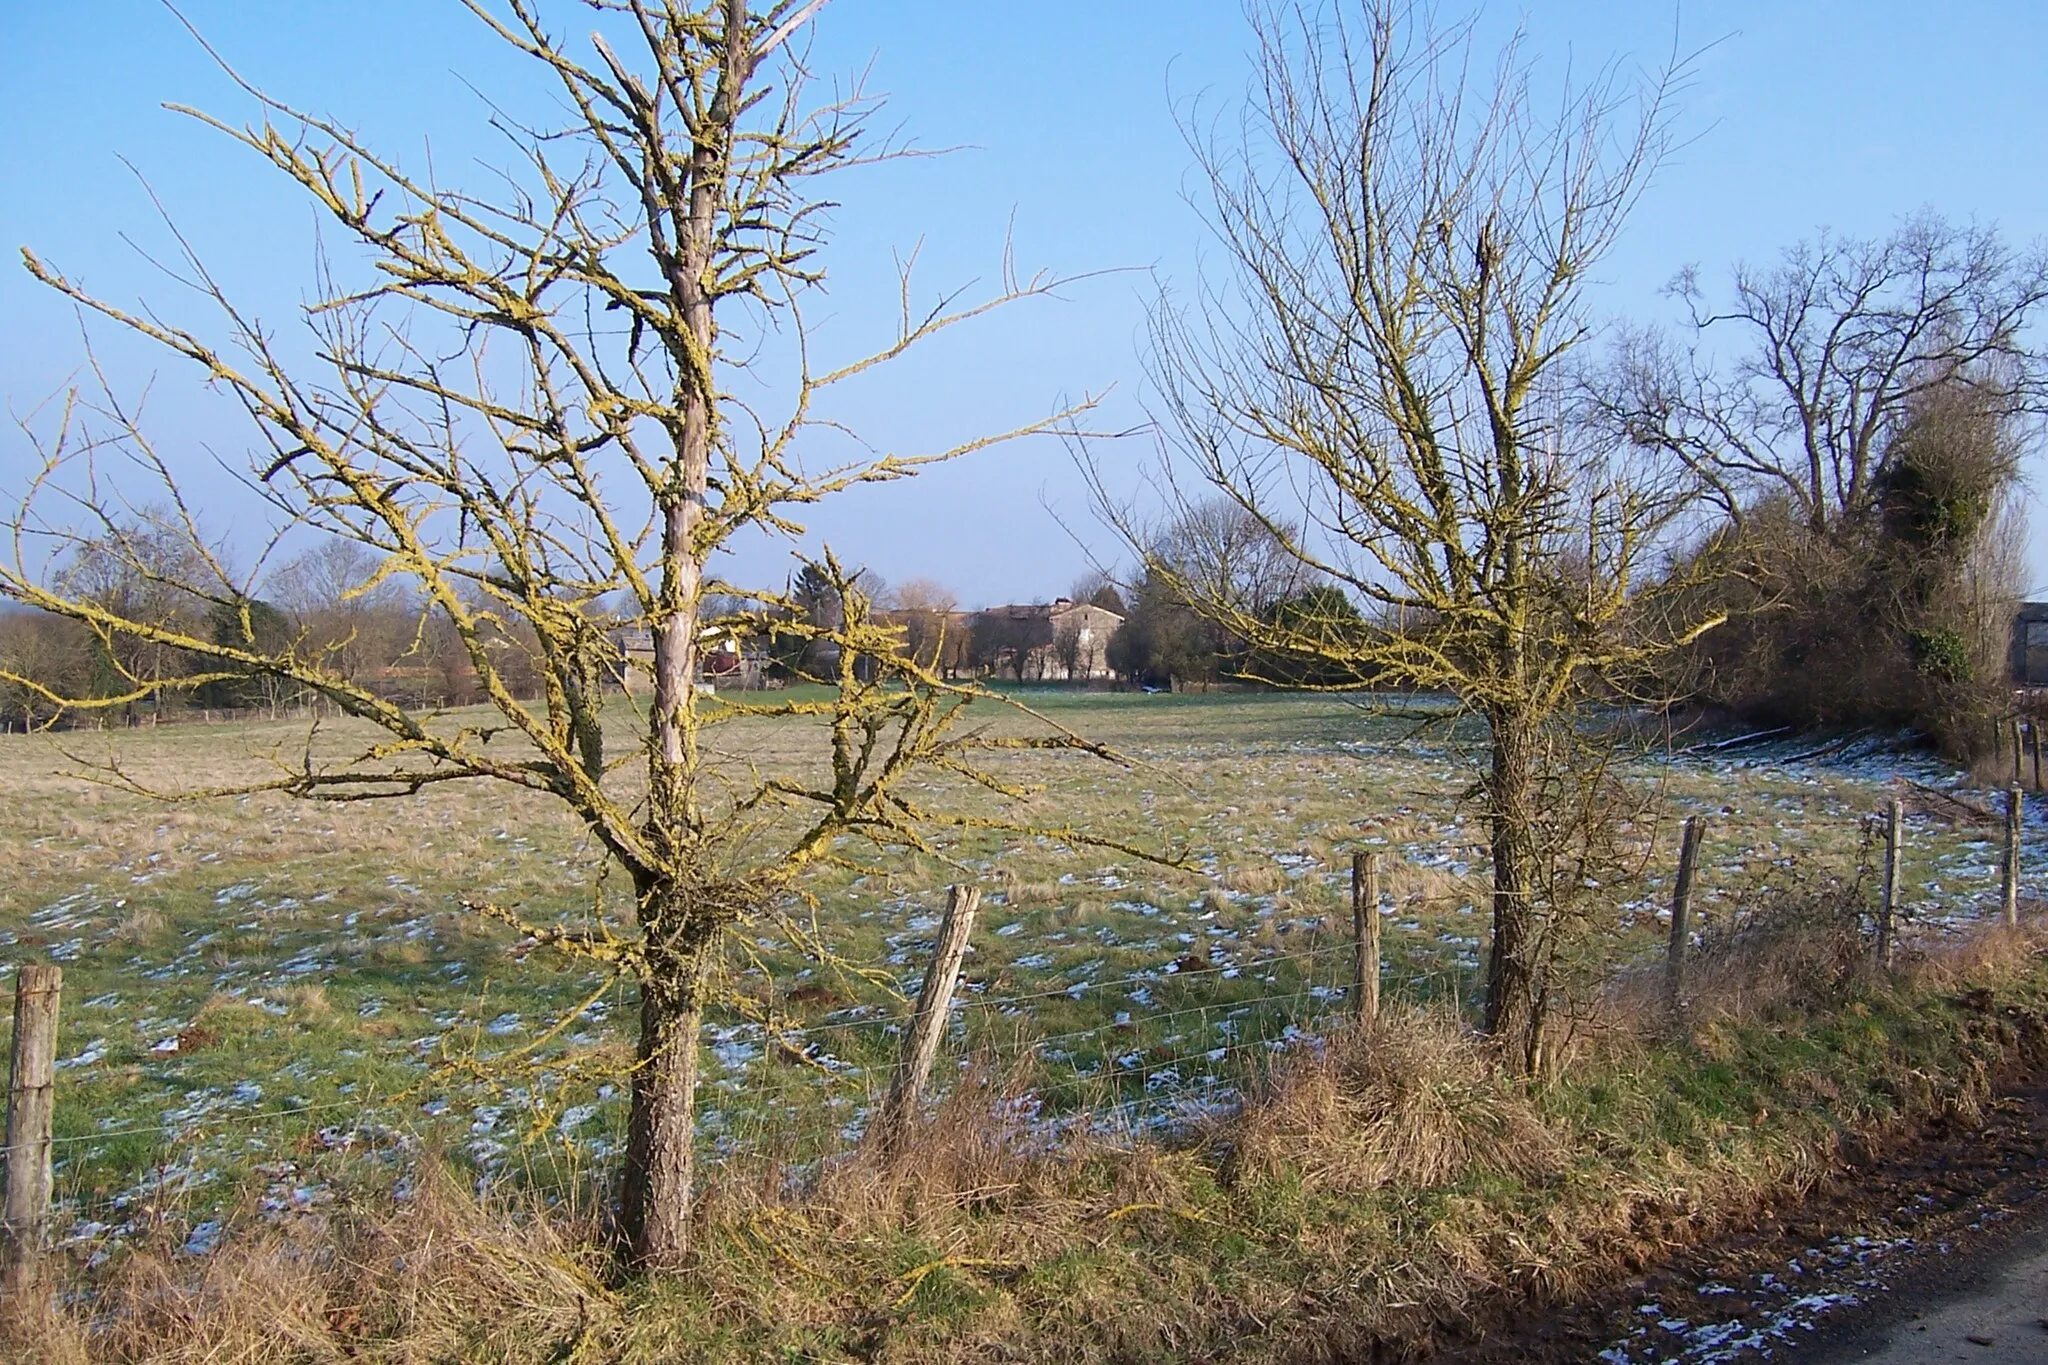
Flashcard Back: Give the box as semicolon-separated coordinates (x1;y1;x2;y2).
2;785;2040;1286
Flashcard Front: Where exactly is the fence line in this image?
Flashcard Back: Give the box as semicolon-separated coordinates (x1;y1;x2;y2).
762;940;1357;1044
44;1097;368;1150
12;779;2038;1235
1994;714;2046;792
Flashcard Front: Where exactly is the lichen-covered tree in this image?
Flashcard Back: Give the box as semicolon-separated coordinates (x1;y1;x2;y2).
1084;0;1716;1067
4;0;1107;1269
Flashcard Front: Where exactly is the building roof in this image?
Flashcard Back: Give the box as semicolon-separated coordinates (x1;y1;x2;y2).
975;598;1123;624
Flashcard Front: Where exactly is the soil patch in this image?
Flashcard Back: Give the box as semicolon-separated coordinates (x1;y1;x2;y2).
1430;1006;2048;1363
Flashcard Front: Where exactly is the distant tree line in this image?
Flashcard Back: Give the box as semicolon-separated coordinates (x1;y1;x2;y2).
0;536;565;730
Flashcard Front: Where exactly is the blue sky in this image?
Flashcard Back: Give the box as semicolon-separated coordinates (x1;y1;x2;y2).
3;1;2045;605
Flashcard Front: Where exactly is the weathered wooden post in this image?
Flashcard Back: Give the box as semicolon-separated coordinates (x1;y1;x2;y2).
1351;851;1382;1025
1879;798;1904;967
2014;720;2027;788
874;885;980;1155
3;964;61;1297
1666;815;1705;1015
2030;721;2043;794
2005;786;2024;927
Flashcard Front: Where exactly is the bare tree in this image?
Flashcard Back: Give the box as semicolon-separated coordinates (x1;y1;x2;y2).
1068;568;1125;616
887;577;959;671
1591;215;2048;534
0;609;92;731
1051;615;1085;681
1086;0;1711;1066
5;0;1111;1269
268;540;412;686
969;607;1053;681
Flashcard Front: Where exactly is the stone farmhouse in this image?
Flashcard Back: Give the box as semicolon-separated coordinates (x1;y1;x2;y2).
2016;603;2048;689
968;598;1123;682
609;624;769;693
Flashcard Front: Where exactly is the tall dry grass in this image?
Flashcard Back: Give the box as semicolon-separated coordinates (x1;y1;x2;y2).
1231;1009;1558;1192
13;1166;613;1365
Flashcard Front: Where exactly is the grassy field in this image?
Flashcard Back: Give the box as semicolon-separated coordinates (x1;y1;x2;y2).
1;687;2039;1282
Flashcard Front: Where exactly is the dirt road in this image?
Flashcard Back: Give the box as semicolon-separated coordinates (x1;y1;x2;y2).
1821;1235;2048;1361
1587;1074;2048;1365
1442;1043;2048;1364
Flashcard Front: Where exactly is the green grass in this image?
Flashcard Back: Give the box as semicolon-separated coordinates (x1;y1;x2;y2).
0;691;2027;1266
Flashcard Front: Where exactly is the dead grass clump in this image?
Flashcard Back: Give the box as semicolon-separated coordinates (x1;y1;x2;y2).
192;992;268;1028
1380;855;1480;912
1679;881;1869;1030
1902;914;2048;995
370;938;431;969
990;867;1063;909
1232;1009;1560;1192
0;1294;87;1365
1058;895;1109;927
63;1228;346;1363
735;1061;1063;1233
283;985;334;1020
325;1165;614;1360
108;905;166;945
64;1163;615;1365
1223;863;1284;896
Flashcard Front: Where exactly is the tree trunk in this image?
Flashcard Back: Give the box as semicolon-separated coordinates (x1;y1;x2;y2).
1482;708;1540;1066
622;0;732;1274
618;913;713;1270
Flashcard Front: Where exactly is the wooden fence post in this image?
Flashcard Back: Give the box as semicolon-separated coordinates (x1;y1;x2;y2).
2014;720;2027;788
2005;786;2024;927
3;964;60;1297
2031;721;2043;794
1351;852;1382;1026
874;885;980;1155
1879;798;1903;967
1666;815;1705;1016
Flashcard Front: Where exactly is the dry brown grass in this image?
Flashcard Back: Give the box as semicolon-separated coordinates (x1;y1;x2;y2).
1232;1009;1560;1191
994;873;1063;908
16;941;2039;1365
32;1167;614;1365
191;992;265;1028
1677;888;1871;1033
4;697;2039;1361
1221;863;1284;896
107;906;167;945
282;985;334;1020
1380;854;1483;911
1900;911;2048;993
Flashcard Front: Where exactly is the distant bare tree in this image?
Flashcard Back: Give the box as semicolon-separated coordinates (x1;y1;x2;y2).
970;608;1052;680
1051;615;1086;680
1068;569;1125;616
0;610;91;730
268;540;412;685
888;577;959;671
1590;215;2048;534
1086;0;1712;1067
